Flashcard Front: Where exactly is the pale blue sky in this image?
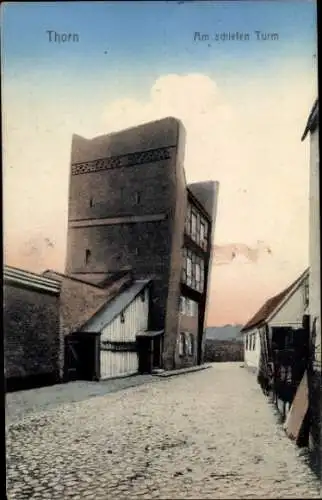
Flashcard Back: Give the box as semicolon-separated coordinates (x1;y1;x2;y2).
2;1;317;98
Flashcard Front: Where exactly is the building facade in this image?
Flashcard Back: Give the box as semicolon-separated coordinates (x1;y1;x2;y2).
80;280;151;379
241;269;310;376
242;269;313;437
66;117;219;371
4;266;61;391
42;269;135;380
301;98;321;463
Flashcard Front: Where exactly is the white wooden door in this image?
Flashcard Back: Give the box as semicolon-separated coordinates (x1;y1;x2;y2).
100;288;149;379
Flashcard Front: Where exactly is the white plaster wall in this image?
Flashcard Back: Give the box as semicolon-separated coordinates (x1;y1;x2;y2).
100;288;149;378
243;328;261;371
309;126;321;370
269;279;309;329
101;288;149;343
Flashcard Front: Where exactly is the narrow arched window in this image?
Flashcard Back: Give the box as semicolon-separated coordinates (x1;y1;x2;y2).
85;249;91;265
135;192;141;204
178;332;186;356
188;334;194;356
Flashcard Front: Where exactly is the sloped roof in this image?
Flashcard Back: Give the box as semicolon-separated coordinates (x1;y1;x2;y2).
81;280;151;332
136;330;164;338
241;268;309;333
4;265;61;295
43;270;105;289
43;269;133;335
301;98;319;141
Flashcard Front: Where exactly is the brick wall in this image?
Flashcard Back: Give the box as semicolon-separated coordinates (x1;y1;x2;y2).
162;120;187;370
204;339;244;363
44;271;133;336
4;283;60;388
66;117;188;371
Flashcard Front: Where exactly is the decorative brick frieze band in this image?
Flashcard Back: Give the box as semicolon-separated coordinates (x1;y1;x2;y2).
71;146;175;176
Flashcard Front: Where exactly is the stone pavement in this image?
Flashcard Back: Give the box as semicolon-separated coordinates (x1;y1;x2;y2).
6;374;157;424
6;363;321;499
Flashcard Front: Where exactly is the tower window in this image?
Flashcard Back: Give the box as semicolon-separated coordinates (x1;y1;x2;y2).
135;192;141;204
178;332;186;357
89;198;93;208
85;249;91;265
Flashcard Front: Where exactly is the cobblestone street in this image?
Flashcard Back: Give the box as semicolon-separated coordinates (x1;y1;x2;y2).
6;363;321;499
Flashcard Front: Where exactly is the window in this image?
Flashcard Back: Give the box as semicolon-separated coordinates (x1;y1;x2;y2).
89;197;93;208
178;332;186;356
304;280;309;307
253;334;256;351
200;261;205;293
185;203;209;249
187;299;194;316
187;256;193;277
186;254;193;287
200;221;206;248
181;250;187;283
135;192;141;204
186;333;195;356
85;249;91;265
280;366;286;381
180;297;198;317
120;312;125;324
191;300;198;317
191;211;198;240
185;204;192;233
140;290;146;303
181;248;205;293
195;262;201;283
195;262;204;293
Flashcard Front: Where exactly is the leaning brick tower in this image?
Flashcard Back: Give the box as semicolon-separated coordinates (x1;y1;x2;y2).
66;118;187;369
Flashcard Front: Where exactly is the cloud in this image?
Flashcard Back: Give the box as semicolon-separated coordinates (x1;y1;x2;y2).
3;71;315;323
214;242;272;266
99;72;313;266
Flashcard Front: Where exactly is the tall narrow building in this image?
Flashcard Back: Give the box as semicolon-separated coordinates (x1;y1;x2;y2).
66;117;219;370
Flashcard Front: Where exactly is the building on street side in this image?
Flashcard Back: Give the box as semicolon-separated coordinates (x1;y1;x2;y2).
79;279;153;379
66;117;219;372
241;269;310;419
301;98;321;463
4;265;61;391
42;269;137;381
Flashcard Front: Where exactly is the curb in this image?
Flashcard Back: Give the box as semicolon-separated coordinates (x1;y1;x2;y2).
153;364;212;378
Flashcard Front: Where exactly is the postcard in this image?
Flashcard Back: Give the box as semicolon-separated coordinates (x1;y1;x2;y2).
2;1;320;499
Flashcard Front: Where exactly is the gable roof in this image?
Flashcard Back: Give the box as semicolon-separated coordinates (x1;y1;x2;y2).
80;279;151;332
43;270;106;289
301;98;319;141
241;268;309;333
